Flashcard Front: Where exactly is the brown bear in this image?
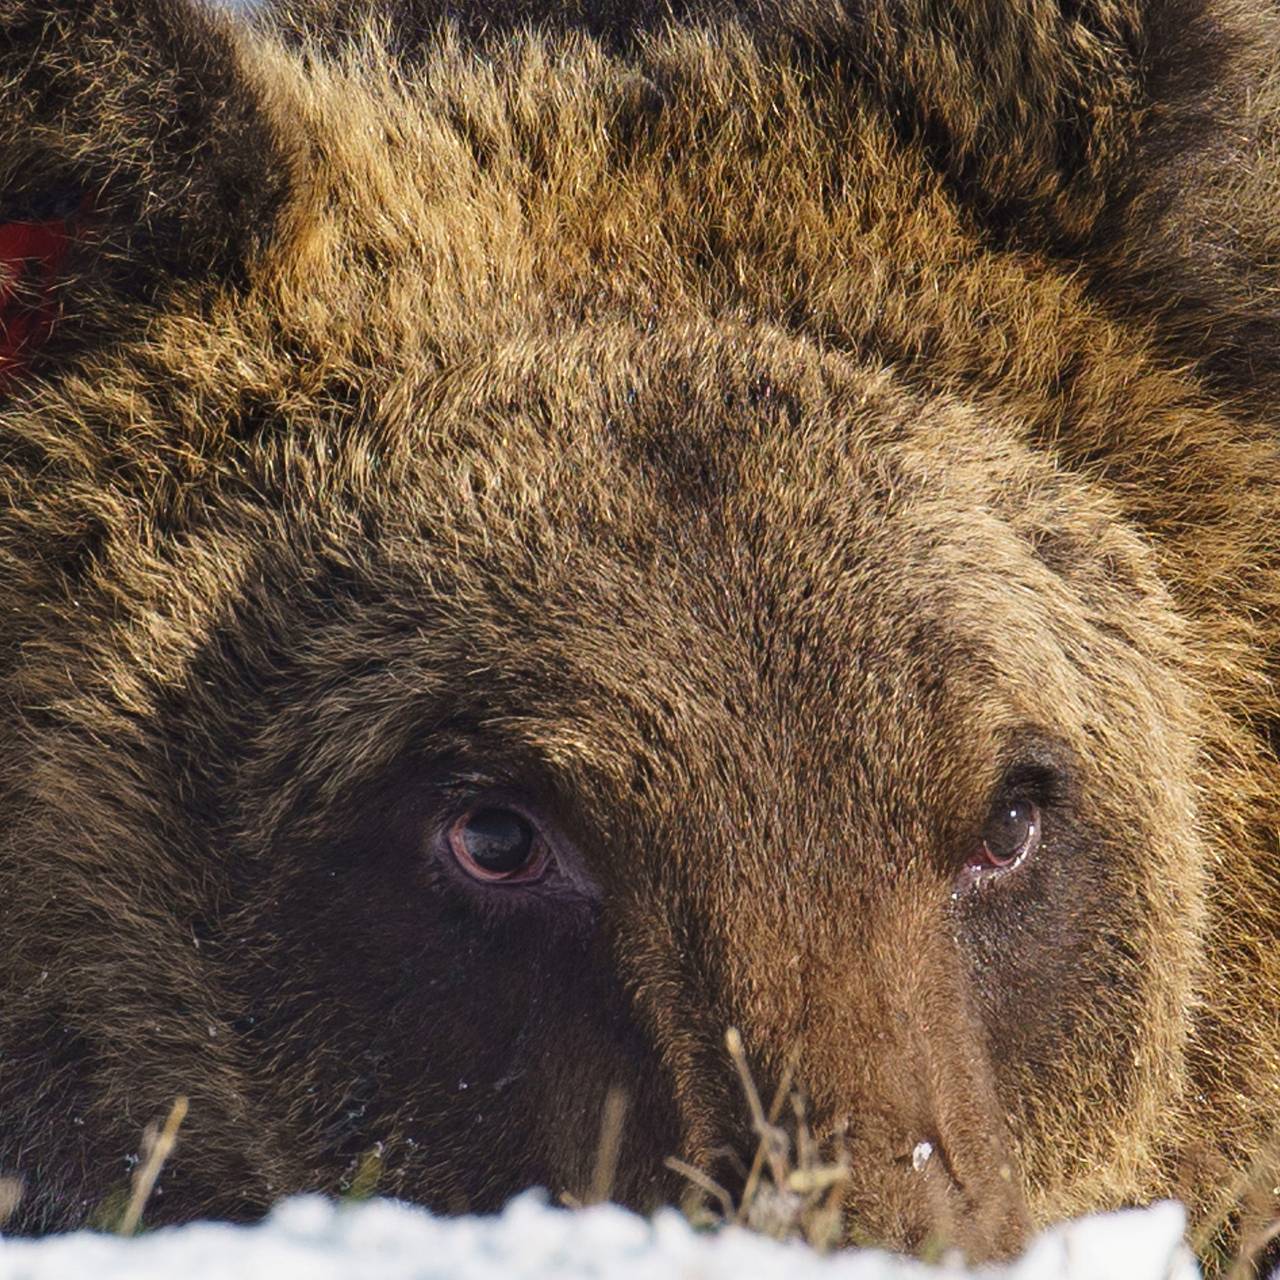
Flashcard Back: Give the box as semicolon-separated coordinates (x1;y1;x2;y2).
2;0;1280;1267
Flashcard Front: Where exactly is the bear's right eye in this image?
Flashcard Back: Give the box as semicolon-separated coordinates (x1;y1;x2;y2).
448;807;550;882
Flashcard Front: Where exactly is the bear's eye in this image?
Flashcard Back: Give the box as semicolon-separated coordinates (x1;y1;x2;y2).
979;800;1040;869
448;807;549;882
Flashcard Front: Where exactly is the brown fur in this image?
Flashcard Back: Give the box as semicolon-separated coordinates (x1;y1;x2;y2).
2;0;1280;1264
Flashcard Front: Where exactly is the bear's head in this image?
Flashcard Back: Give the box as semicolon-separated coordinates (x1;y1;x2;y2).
2;0;1280;1263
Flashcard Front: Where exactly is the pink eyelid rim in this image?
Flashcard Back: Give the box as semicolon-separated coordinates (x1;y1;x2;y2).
446;811;552;883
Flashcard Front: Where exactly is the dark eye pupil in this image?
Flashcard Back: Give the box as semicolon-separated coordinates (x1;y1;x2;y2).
461;808;535;873
983;802;1036;866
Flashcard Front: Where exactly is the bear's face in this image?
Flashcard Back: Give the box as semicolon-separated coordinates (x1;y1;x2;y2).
4;0;1279;1260
80;316;1195;1247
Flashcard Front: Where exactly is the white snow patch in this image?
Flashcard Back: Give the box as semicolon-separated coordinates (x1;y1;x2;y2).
0;1193;1198;1280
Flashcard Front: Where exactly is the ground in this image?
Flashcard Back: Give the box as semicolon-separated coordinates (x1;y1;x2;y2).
0;1195;1198;1278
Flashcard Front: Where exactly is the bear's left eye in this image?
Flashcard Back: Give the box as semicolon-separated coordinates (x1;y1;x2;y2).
979;800;1040;869
955;797;1042;894
448;807;550;882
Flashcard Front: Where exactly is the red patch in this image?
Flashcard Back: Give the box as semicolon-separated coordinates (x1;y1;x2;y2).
0;213;77;387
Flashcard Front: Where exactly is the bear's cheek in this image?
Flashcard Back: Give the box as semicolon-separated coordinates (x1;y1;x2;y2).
952;806;1149;1107
224;777;683;1209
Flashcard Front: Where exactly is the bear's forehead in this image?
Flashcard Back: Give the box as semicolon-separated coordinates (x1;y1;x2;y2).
266;426;1141;827
88;309;1154;737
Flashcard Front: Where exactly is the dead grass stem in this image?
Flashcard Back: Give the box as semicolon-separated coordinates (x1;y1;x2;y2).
666;1027;849;1250
118;1095;188;1236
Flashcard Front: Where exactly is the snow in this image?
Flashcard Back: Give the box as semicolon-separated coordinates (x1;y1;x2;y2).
0;1192;1199;1280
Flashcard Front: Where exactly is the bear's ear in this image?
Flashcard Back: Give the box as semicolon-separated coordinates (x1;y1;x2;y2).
0;0;292;383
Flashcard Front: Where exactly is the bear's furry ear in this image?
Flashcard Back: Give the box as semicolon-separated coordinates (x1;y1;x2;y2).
0;0;292;379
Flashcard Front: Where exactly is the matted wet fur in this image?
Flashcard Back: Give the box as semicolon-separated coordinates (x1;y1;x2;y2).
2;0;1280;1265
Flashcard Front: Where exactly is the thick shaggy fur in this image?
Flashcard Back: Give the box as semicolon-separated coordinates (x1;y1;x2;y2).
2;0;1280;1264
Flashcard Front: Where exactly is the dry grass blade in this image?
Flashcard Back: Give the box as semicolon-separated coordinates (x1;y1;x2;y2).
667;1027;849;1251
0;1177;23;1227
725;1028;791;1193
118;1095;188;1236
587;1086;629;1206
736;1036;802;1225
